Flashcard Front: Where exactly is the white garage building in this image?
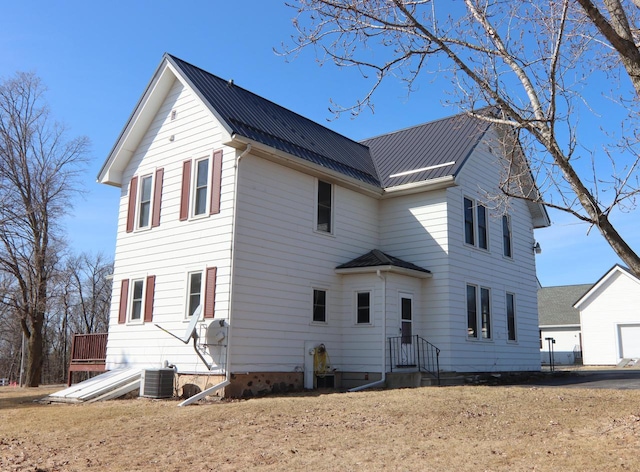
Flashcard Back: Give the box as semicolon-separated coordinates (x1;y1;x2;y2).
574;265;640;365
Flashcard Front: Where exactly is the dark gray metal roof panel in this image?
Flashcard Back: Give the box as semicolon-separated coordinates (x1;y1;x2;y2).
336;249;431;274
167;55;380;186
538;284;593;326
362;114;490;188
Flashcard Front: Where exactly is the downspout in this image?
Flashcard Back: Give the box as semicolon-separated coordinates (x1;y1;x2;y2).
348;269;387;392
178;143;252;407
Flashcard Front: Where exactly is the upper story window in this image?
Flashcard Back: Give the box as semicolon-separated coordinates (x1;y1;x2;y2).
180;150;223;221
117;275;156;324
467;284;491;340
313;289;327;323
316;180;333;233
356;291;371;324
138;175;153;228
464;197;488;250
502;215;513;258
126;168;164;233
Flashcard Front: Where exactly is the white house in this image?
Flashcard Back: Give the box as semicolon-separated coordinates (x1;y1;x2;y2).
97;54;550;397
538;284;591;365
575;265;640;366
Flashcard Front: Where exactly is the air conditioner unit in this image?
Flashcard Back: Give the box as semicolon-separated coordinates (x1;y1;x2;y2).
140;368;175;399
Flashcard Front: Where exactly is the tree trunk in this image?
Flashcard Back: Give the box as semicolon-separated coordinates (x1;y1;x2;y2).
25;317;44;387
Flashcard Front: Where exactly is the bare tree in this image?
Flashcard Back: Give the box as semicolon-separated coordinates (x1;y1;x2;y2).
285;0;640;276
0;72;89;386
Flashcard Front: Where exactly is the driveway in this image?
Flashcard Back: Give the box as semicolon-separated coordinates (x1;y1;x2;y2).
527;368;640;390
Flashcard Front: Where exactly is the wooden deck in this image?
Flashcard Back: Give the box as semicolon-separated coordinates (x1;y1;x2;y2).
67;333;108;386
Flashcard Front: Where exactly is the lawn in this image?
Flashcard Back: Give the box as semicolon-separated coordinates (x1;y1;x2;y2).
1;384;639;471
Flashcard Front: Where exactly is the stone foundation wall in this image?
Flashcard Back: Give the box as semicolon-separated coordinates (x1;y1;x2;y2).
176;373;226;399
225;372;303;398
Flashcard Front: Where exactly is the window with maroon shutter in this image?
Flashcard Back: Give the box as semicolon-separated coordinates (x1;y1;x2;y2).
118;279;129;324
126;177;138;233
151;168;164;228
204;267;217;318
210;150;223;215
144;275;156;322
179;160;192;221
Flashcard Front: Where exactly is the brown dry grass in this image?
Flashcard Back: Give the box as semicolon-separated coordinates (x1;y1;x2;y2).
1;385;640;471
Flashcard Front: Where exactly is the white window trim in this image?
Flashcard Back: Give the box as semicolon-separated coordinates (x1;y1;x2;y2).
463;196;489;251
314;179;334;236
311;287;329;325
184;268;205;321
191;156;211;219
354;290;373;326
136;173;154;231
127;277;146;325
466;283;493;342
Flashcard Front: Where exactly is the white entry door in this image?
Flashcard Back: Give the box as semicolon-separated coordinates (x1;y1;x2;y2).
618;325;640;359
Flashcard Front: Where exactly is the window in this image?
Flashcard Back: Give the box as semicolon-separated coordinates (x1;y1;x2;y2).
464;197;475;245
185;267;217;319
130;279;144;321
502;215;512;258
117;275;155;324
466;284;491;340
464;197;488;250
138;175;153;228
126;169;164;233
313;289;327;323
187;272;203;317
356;291;371;324
316;180;332;233
194;158;209;216
506;293;516;341
180;150;223;221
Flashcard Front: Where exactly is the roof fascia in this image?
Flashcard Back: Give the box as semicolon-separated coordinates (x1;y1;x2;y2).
574;264;639;309
98;57;178;186
335;265;432;279
539;324;581;329
164;55;234;139
227;135;383;198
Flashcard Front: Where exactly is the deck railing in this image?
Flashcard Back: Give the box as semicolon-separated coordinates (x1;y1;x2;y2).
388;335;441;385
67;333;108;386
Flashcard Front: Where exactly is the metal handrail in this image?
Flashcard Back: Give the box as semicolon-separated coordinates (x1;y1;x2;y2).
388;335;440;385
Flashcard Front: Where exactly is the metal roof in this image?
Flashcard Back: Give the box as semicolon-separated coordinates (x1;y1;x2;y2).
538;284;593;326
362;113;491;188
336;249;431;275
167;55;380;186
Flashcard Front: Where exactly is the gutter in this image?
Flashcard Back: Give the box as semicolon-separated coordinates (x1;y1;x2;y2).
178;144;252;406
348;269;387;392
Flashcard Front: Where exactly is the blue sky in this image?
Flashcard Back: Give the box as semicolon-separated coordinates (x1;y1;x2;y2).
2;1;638;288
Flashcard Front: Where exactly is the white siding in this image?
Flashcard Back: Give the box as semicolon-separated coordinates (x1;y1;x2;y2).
106;79;234;374
442;132;541;371
539;327;581;365
580;269;640;365
230;155;380;372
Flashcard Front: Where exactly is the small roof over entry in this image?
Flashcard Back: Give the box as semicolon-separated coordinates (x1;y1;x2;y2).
335;249;432;279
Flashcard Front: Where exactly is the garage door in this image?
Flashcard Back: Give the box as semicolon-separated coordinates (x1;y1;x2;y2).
619;325;640;358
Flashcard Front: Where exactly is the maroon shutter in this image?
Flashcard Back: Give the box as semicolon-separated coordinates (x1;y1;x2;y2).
151;168;164;228
210;150;223;215
179;160;191;221
118;279;129;324
144;275;156;322
204;267;217;318
126;176;138;233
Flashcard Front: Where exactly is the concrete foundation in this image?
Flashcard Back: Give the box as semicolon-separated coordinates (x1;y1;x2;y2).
225;372;304;398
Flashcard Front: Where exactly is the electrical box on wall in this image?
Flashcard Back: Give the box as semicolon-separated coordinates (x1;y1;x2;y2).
140;368;175;399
